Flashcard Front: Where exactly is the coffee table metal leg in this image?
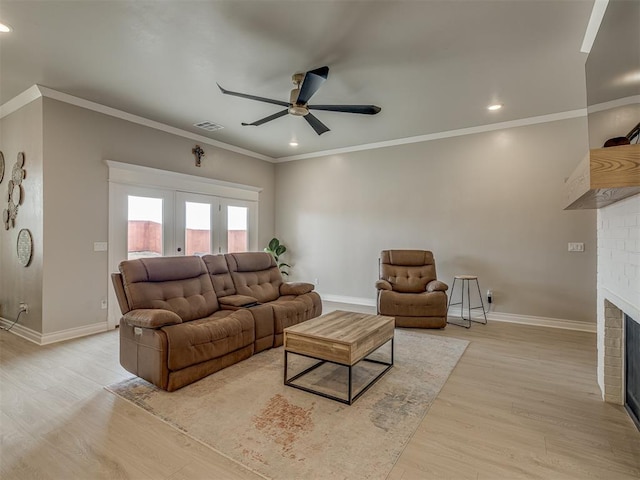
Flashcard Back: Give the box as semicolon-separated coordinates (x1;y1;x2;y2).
284;338;394;405
284;350;288;384
350;337;394;405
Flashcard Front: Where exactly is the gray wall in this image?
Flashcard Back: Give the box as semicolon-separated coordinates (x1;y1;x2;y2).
276;117;597;323
0;99;44;332
587;103;640;148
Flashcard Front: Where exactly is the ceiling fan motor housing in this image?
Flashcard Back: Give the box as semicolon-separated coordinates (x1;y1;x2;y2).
288;88;309;116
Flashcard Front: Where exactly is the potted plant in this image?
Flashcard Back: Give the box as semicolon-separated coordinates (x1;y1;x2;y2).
264;237;290;276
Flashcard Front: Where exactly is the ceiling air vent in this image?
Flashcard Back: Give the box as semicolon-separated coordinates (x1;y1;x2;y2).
193;121;224;132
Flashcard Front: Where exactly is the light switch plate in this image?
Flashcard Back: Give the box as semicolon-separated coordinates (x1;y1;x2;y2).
568;242;584;252
94;242;108;251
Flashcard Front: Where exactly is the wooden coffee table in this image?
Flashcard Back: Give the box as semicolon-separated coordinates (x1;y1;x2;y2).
283;310;395;405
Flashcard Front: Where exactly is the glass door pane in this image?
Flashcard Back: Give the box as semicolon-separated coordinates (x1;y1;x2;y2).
127;195;163;259
175;192;218;255
185;201;212;255
227;205;248;253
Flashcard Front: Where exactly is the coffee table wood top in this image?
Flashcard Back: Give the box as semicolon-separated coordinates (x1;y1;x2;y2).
284;310;395;365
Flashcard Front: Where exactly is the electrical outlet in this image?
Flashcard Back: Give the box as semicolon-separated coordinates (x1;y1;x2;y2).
487;290;493;304
101;299;108;310
19;302;29;314
568;242;584;252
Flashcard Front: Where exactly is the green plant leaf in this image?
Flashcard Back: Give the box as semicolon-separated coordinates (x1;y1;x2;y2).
268;238;279;251
275;245;286;256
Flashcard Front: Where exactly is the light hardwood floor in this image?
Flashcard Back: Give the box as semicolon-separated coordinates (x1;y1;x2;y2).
1;302;639;479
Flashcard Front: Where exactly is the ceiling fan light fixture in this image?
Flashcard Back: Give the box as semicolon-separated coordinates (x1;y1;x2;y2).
488;103;503;111
288;104;309;116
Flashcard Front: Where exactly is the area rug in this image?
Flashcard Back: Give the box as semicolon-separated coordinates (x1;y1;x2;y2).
106;330;468;480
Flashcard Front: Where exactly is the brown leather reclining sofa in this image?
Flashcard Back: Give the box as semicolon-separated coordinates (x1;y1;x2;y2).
111;252;321;391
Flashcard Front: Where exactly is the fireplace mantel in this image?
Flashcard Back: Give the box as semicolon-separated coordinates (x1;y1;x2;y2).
564;144;640;210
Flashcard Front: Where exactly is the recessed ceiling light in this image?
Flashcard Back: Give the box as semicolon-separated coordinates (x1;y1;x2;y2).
289;141;298;147
0;23;12;33
487;104;503;111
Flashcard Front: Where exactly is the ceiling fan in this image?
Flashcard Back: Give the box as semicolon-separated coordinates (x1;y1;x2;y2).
217;66;381;135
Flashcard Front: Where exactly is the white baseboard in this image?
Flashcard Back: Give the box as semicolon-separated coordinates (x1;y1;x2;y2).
319;295;596;333
0;317;42;344
480;311;596;333
0;317;110;345
321;294;377;307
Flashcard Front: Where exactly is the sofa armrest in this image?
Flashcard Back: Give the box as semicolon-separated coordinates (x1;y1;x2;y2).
123;309;182;329
375;279;393;291
218;294;260;308
280;282;314;295
426;280;448;292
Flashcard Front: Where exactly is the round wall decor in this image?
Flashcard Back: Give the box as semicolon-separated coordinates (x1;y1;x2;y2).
3;152;26;230
17;228;33;266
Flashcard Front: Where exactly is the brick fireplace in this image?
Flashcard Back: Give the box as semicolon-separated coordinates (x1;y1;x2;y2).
597;194;640;413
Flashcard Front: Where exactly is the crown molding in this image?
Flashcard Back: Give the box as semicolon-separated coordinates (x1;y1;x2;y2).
0;85;42;118
8;85;632;166
276;108;587;162
587;95;640;114
0;85;274;163
580;0;609;54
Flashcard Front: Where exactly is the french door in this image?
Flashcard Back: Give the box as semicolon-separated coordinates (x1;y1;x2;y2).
108;182;257;328
174;193;253;255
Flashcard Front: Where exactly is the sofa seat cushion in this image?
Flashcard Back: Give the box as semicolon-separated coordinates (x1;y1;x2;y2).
161;309;254;371
271;294;317;333
378;290;447;317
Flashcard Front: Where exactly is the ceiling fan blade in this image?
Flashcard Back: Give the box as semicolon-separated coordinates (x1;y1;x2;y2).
309;104;381;115
304;113;330;135
217;83;290;107
241;109;289;127
296;66;329;105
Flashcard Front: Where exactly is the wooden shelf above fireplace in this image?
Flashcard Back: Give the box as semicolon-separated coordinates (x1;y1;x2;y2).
564;144;640;210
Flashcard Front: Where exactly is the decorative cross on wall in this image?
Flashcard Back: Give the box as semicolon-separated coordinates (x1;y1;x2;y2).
192;145;205;167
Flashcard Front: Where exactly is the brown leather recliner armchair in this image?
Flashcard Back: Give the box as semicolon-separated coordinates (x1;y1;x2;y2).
375;250;448;328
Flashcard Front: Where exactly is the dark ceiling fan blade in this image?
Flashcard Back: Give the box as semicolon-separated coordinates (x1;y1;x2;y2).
309;104;381;115
241;109;289;127
304;113;330;135
295;66;329;105
217;83;290;107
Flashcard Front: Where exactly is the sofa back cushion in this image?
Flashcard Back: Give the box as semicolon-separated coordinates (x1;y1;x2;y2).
225;252;283;303
202;254;236;297
380;250;437;293
119;256;219;321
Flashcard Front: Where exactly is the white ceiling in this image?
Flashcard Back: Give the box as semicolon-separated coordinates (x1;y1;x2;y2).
0;1;598;159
